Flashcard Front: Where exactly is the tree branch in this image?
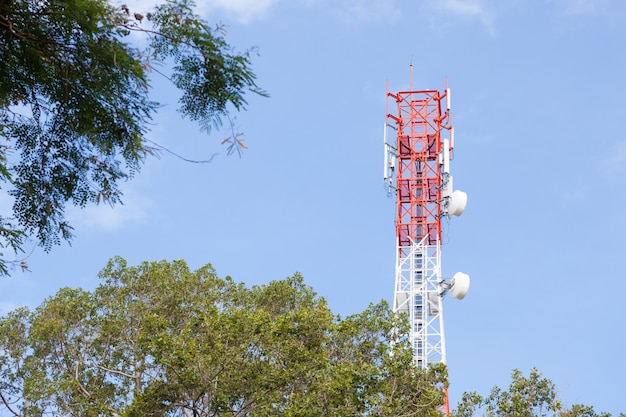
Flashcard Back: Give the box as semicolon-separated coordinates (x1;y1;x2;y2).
74;361;92;398
0;390;20;417
94;363;138;380
181;405;193;417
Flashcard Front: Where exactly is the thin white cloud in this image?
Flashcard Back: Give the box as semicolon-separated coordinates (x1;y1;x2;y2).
189;0;403;24
427;0;496;35
599;140;626;183
113;0;273;25
0;301;21;315
0;274;38;313
550;0;603;15
66;189;152;232
328;0;401;23
565;0;599;14
549;0;626;17
199;0;281;24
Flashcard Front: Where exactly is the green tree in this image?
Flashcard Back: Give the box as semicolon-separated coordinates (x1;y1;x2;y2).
0;257;446;416
0;0;265;274
485;368;560;417
452;368;616;417
560;405;612;417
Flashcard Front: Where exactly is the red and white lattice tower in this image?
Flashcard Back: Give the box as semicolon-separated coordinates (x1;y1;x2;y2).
384;70;469;415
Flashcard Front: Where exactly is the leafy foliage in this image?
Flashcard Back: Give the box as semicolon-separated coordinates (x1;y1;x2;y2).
452;368;617;417
0;0;265;274
0;257;446;416
560;405;613;417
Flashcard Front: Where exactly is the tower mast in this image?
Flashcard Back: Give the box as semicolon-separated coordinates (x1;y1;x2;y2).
384;72;468;415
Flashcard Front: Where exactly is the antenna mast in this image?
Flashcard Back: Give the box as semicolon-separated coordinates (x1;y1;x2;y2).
384;75;468;415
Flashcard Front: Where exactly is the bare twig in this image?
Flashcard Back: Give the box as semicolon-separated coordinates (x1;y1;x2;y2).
0;390;20;417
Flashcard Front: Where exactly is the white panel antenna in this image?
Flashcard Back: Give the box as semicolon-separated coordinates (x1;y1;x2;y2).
383;122;397;193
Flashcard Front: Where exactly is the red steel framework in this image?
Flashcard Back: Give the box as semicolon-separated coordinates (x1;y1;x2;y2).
386;87;452;253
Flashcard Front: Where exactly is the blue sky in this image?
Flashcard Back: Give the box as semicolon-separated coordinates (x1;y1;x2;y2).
2;0;626;414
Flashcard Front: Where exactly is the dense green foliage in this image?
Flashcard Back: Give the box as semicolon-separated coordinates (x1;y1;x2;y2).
453;368;617;417
0;258;447;416
0;0;264;274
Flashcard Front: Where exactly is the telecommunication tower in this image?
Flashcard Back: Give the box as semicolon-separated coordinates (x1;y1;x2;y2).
383;70;469;415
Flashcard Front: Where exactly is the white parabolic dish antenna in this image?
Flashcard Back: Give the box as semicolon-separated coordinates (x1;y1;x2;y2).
448;190;468;217
449;272;470;300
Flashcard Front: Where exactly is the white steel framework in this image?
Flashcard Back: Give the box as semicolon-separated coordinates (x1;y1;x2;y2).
393;237;446;368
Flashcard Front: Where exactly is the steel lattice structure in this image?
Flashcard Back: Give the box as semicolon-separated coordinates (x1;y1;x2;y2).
384;76;459;415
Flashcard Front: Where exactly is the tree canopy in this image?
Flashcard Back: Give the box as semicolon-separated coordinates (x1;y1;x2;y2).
0;257;447;416
452;368;617;417
0;0;265;274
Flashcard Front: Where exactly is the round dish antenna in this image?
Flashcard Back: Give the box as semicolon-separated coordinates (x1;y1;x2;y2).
448;190;467;217
449;272;470;300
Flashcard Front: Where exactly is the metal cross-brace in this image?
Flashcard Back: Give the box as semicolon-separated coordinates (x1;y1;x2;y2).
393;236;446;368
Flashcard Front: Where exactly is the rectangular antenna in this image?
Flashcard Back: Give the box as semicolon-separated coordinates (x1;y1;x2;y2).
383;123;388;180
